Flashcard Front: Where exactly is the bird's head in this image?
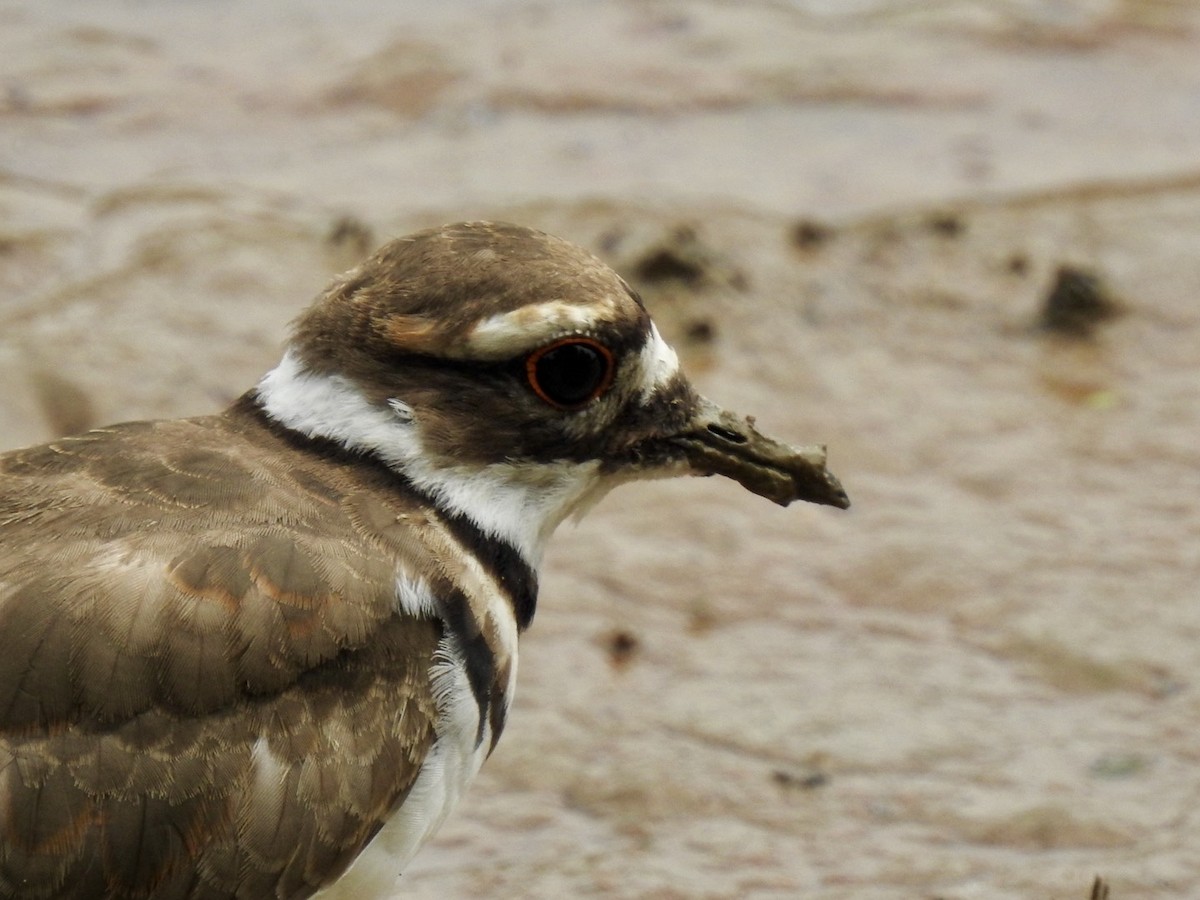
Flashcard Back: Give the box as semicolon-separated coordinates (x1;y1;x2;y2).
256;221;848;564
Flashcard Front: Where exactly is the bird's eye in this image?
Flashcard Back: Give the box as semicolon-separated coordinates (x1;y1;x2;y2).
525;338;616;410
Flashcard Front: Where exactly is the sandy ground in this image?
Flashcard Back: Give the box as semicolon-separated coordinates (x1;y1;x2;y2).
4;2;1200;897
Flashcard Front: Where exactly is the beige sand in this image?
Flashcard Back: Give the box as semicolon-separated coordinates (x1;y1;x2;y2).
3;2;1199;897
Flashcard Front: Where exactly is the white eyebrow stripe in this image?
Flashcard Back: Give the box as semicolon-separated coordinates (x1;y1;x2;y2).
465;301;610;358
638;322;680;397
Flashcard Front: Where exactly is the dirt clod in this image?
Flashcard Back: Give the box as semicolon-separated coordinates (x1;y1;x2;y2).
601;629;640;670
927;212;966;237
772;768;829;790
1038;265;1121;337
791;218;834;251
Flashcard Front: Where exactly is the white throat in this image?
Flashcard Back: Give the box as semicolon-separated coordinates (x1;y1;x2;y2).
255;351;603;565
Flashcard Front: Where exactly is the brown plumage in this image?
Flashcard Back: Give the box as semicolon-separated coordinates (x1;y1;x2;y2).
0;404;454;898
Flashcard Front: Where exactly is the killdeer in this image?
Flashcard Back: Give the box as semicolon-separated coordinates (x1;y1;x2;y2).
0;221;848;899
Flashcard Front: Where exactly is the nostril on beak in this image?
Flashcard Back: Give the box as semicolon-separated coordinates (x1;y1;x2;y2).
706;423;747;444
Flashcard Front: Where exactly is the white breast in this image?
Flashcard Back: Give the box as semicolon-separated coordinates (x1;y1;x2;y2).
315;570;517;899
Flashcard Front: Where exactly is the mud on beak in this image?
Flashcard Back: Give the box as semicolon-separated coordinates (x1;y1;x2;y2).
670;397;850;509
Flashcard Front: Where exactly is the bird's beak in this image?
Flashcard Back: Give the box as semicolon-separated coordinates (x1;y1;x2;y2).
669;397;850;509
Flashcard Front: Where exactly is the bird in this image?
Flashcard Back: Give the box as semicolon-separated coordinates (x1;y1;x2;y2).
0;221;848;899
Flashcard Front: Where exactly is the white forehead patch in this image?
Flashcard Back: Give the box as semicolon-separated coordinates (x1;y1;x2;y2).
637;322;680;397
466;300;614;359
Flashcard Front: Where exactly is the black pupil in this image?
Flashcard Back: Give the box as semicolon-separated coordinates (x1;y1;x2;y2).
535;343;607;407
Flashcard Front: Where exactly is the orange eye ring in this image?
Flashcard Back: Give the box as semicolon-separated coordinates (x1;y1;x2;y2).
525;337;616;410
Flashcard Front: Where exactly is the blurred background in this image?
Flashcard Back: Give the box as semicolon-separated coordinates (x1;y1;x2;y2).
3;2;1200;897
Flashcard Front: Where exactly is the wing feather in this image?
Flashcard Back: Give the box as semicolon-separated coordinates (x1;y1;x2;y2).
0;411;444;897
